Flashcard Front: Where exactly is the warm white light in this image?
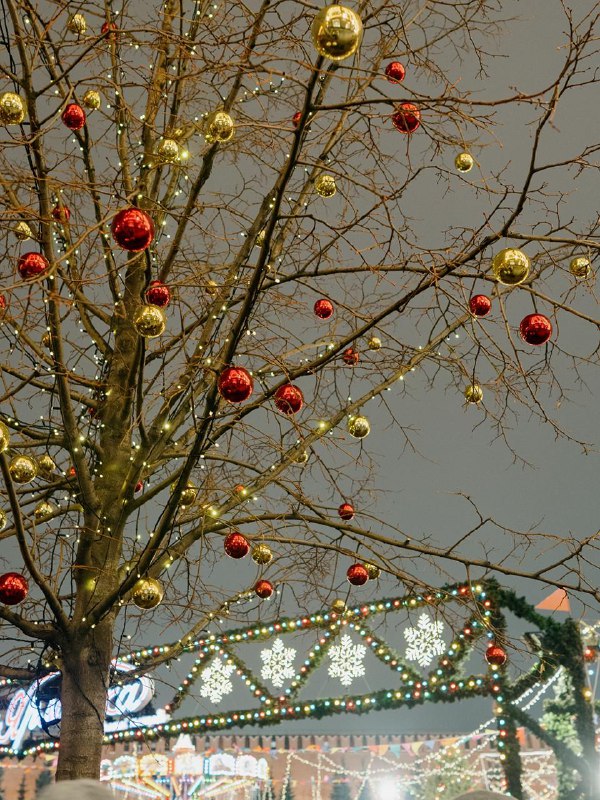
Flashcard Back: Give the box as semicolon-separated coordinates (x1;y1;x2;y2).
373;777;403;799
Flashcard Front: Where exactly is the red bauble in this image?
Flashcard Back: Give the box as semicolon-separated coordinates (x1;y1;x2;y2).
67;466;77;478
314;298;334;319
485;643;507;667
274;384;303;415
392;103;421;134
101;21;118;39
224;532;250;559
469;294;492;317
218;366;254;403
111;208;155;252
519;313;552;346
583;646;597;662
342;347;359;366
0;573;28;605
292;111;302;128
51;205;71;223
17;252;49;280
135;480;144;494
338;502;355;521
0;295;6;311
385;61;406;83
61;103;86;131
255;579;274;599
347;564;369;586
145;280;171;308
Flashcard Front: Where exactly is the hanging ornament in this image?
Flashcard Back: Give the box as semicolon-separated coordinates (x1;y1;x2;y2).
367;336;382;350
134;480;144;494
583;645;597;662
205;279;219;296
0;509;6;532
315;174;336;198
34;500;55;522
363;562;380;579
204;111;234;143
255;579;274;599
392;103;421;134
0;295;6;313
145;280;171;308
67;466;77;478
454;153;474;173
42;332;52;350
37;454;56;477
261;638;297;687
0;92;25;125
254;229;266;248
133;305;166;338
0;573;28;605
519;313;552;346
347;415;370;438
314;298;334;319
311;5;363;61
294;449;309;464
492;248;530;286
111;208;155;252
464;384;483;404
342;347;359;365
14;221;32;240
469;294;491;317
292;111;303;128
171;481;197;507
274;384;304;415
101;21;118;39
385;61;406;83
404;613;446;667
485;643;507;667
338;502;355;521
9;455;38;484
132;578;164;610
82;90;101;110
0;422;10;453
218;366;253;403
569;256;592;279
67;14;87;34
331;598;347;614
18;252;50;280
347;563;369;586
61;103;86;131
156;138;180;163
224;532;250;559
252;543;273;565
51;205;71;223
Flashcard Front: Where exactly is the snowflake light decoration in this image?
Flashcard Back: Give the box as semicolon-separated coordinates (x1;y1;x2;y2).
403;612;446;668
200;657;235;703
261;637;297;688
328;634;367;687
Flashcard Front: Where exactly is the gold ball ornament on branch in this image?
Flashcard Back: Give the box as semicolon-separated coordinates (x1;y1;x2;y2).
9;455;38;484
364;562;381;580
294;449;310;464
454;153;474;173
67;14;87;34
331;598;347;614
0;509;6;532
0;92;26;125
315;174;337;198
569;256;592;279
311;5;363;61
347;415;370;439
132;578;164;610
204;111;234;144
171;481;197;508
14;221;32;240
133;305;166;338
465;384;483;404
34;500;55;522
492;248;530;286
367;336;382;351
0;422;10;453
37;454;56;477
252;543;273;565
82;90;101;110
156;138;180;163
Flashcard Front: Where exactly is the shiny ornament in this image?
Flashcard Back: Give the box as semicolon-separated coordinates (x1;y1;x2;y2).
37;454;56;476
205;279;219;296
519;313;552;346
314;298;334;319
135;480;144;494
292;111;303;128
111;208;155;252
18;252;49;279
0;422;10;453
367;336;382;350
0;573;28;605
469;294;492;317
132;578;163;610
34;500;55;521
157;138;179;163
347;563;369;586
0;509;6;532
224;532;250;559
61;103;86;131
133;305;166;338
101;21;118;40
252;543;273;565
338;502;354;521
205;111;234;143
294;449;310;464
464;384;483;404
364;562;380;580
583;646;597;662
311;5;363;62
492;248;530;286
455;152;474;173
385;61;406;83
82;90;101;110
14;221;32;240
569;256;592;279
145;280;171;308
331;598;347;614
255;229;266;247
0;92;26;125
315;174;336;198
485;643;507;667
67;14;87;34
218;366;253;403
42;332;52;350
342;347;359;365
392;103;421;134
67;466;77;478
9;455;38;484
255;579;274;599
347;415;370;438
51;204;71;223
0;295;6;313
173;481;197;507
274;384;303;415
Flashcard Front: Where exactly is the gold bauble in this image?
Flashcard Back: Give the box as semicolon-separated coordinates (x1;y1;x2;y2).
315;174;336;198
34;500;55;521
454;152;474;173
67;14;87;34
0;509;6;532
347;415;370;439
331;598;347;614
294;449;309;464
492;248;530;286
37;454;57;477
0;92;26;125
9;455;38;484
82;90;101;110
41;332;53;350
205;280;219;296
171;481;197;507
367;336;382;351
363;562;380;580
14;221;32;240
311;5;363;62
132;577;164;610
465;384;483;404
255;229;266;247
252;543;273;565
133;305;166;338
157;138;180;163
204;111;234;144
0;422;10;453
569;256;592;279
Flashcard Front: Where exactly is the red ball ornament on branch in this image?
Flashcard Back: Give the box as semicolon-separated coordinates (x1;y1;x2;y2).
17;252;50;280
314;298;334;319
342;347;359;366
145;280;171;308
0;572;28;605
392;103;421;134
485;643;508;667
111;208;155;252
469;294;492;318
338;502;355;521
224;532;250;559
134;480;144;494
385;61;406;83
583;646;597;662
101;21;118;39
347;564;369;586
274;384;303;415
292;111;302;128
255;579;274;599
0;295;7;312
61;103;86;131
218;366;254;403
519;313;552;346
51;205;71;223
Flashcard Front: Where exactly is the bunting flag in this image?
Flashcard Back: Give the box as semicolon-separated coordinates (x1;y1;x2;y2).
536;589;571;612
